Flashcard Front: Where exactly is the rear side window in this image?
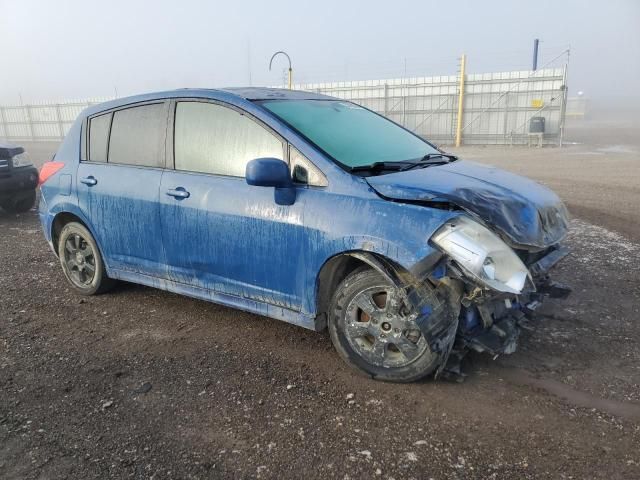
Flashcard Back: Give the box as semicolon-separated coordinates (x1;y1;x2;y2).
108;103;166;167
88;113;111;162
174;101;283;177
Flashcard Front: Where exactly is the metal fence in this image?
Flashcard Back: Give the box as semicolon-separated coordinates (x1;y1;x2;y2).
296;67;568;145
0;98;112;142
0;67;567;146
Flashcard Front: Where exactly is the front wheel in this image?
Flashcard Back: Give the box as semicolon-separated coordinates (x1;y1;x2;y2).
57;222;116;295
328;269;439;382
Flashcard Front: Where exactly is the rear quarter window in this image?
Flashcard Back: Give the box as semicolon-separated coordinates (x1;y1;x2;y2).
88;113;112;162
108;103;166;168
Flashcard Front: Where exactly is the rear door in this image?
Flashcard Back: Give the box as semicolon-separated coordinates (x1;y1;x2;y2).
76;101;169;277
159;99;306;310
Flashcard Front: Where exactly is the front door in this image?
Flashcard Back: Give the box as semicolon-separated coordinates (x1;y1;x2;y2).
76;102;169;277
159;100;305;310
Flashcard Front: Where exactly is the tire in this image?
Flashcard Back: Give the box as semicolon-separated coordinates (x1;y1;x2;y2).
328;268;440;382
57;222;116;295
1;190;36;213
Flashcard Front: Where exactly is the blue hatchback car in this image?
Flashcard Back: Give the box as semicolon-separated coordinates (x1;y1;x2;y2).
39;88;570;382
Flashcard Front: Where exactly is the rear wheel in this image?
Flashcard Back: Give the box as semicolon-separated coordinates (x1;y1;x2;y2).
328;269;439;382
58;222;115;295
0;190;36;213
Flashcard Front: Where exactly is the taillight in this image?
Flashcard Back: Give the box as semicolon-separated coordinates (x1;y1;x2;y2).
38;161;65;186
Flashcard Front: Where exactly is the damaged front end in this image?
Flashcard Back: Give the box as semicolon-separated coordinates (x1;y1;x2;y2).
443;245;571;379
358;158;574;379
381;215;571;380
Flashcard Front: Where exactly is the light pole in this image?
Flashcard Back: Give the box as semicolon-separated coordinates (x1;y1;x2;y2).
269;51;293;89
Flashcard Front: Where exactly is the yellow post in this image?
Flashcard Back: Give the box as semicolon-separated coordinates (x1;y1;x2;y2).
455;54;466;147
288;67;293;89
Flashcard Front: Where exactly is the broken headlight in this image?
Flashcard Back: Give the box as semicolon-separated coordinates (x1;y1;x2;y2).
431;216;531;294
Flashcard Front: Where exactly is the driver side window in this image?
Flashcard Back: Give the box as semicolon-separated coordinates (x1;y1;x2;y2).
174;101;284;177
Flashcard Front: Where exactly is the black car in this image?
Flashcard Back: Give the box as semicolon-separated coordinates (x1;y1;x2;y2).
0;143;39;213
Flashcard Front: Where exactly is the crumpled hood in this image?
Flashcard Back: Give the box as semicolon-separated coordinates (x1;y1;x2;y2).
365;160;569;249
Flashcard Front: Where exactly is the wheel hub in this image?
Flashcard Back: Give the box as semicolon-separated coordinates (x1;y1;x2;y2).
62;233;96;287
344;285;429;368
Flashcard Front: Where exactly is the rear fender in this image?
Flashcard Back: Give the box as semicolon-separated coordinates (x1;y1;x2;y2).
47;205;111;275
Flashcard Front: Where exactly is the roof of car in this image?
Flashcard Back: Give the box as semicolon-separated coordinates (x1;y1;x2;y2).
219;87;335;101
82;87;336;117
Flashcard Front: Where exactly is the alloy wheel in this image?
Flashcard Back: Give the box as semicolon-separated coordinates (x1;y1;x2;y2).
343;285;428;368
62;233;96;287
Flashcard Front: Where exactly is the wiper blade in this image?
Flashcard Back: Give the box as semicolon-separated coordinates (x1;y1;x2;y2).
351;154;457;173
399;153;458;172
421;153;458;162
350;162;406;172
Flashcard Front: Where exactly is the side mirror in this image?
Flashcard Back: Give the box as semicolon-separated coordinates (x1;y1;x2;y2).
245;158;296;205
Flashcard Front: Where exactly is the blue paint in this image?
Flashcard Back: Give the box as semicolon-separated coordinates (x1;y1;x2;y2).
58;174;72;195
39;87;568;332
76;163;166;278
431;264;447;280
365;160;569;249
245;158;297;205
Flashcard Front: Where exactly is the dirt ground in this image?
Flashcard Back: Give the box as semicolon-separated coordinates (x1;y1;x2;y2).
1;115;639;479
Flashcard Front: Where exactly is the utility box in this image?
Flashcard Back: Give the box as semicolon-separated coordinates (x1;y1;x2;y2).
529;116;546;133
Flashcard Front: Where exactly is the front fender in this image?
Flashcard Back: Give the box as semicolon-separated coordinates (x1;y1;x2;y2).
299;193;459;317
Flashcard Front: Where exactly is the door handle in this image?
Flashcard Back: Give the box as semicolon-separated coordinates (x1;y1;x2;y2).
80;176;97;186
166;187;190;199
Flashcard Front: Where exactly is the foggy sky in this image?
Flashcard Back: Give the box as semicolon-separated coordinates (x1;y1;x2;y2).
1;0;638;104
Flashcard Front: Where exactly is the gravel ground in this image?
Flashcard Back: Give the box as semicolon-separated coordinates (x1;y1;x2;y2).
1;116;639;479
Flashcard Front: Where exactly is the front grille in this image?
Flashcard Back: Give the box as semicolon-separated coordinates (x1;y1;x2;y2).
0;159;8;169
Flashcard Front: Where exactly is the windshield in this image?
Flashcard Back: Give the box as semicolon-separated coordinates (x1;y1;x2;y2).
259;100;439;168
